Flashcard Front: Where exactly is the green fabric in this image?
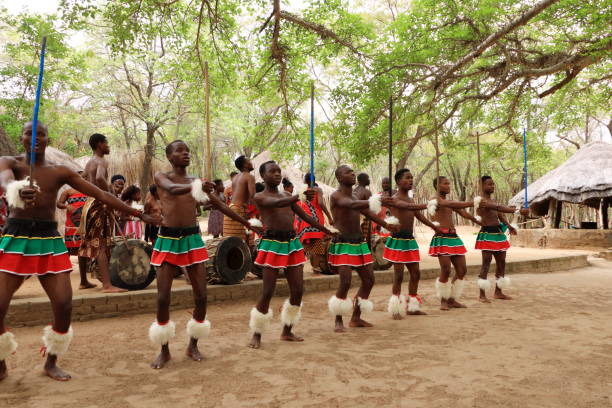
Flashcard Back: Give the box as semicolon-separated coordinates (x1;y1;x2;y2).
385;237;419;251
328;241;371;256
429;235;465;247
0;235;67;255
476;231;507;242
153;233;205;254
257;237;303;255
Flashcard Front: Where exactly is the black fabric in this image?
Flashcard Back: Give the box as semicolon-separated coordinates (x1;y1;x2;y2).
263;230;296;241
145;224;159;243
3;218;59;237
158;225;200;238
479;224;504;234
333;232;364;244
391;229;415;239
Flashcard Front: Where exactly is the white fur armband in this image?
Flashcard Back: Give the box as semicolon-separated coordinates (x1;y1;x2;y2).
427;199;438;216
432;221;440;227
186;318;211;340
249;308;273;334
475;215;482;223
6;178;37;209
0;331;17;360
387;295;406;316
248;218;263;228
474;196;482;208
328;296;353;316
280;299;302;328
42;326;73;356
369;193;382;214
149;320;176;346
382;216;399;234
357;297;374;313
190;179;209;204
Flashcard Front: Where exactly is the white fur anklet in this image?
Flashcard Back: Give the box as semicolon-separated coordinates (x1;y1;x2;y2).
280;299;302;327
407;295;422;313
477;278;491;290
249;308;273;334
0;331;17;360
328;296;353;316
450;279;465;301
357;297;374;314
42;326;73;356
6;178;38;209
387;295;406;316
190;179;210;204
496;276;511;289
369;193;382;213
186;318;211;340
435;278;452;300
149;320;176;346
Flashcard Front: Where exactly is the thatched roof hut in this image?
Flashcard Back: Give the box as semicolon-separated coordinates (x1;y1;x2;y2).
47;146;83;172
509;142;612;227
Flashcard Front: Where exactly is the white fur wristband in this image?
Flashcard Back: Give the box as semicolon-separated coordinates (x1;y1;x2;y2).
190;179;210;204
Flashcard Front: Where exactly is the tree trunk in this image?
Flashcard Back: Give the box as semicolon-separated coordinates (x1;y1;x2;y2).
140;125;156;202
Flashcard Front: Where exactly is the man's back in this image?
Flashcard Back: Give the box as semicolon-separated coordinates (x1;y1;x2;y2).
231;172;253;206
83;155;109;191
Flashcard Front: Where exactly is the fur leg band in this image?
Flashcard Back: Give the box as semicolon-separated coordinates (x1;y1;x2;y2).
450;279;465;301
280;299;302;327
149;320;176;346
407;295;422;312
357;297;374;314
387;295;406;316
190;179;210;204
478;278;491;290
0;331;17;360
42;326;73;356
249;308;273;334
369;193;382;214
6;178;38;209
496;276;511;289
435;278;452;300
328;296;353;316
186;318;211;340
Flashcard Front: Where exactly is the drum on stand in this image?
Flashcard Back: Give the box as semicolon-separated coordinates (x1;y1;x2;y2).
206;236;252;284
372;236;391;271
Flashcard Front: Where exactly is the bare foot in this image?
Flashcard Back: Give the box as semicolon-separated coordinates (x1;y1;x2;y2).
440;299;450;311
281;333;304;342
151;346;171;369
102;285;128;293
448;299;467;308
44;355;71;381
392;313;403;320
479;296;491;303
186;339;203;361
334;317;346;333
349;318;373;328
0;361;7;382
407;311;427;315
493;292;513;300
79;281;97;289
248;333;262;349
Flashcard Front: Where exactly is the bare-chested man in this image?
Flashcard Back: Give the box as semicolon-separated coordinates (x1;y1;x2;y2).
144;185;162;245
429;176;480;310
353;172;373;249
328;165;397;332
475;176;529;302
248;161;333;349
149;140;260;369
79;134;126;293
380;169;440;318
223;155;256;247
0;122;158;381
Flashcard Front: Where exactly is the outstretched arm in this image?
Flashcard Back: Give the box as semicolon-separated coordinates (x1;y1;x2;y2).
415;211;441;232
208;191;253;229
498;213;518;235
154;172;192;195
438;198;473;209
254;193;300;209
382;196;427;210
361;209;398;232
292;202;331;234
334;193;370;210
479;200;517;214
453;208;481;225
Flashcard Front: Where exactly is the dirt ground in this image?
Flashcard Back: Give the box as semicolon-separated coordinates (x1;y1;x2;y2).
1;258;611;408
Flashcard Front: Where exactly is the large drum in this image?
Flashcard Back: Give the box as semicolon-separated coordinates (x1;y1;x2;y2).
372;236;391;271
205;236;252;285
90;238;156;290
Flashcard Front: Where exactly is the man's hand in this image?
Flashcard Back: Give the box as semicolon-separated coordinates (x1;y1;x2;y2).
508;225;518;235
519;207;529;217
202;180;215;193
19;186;39;207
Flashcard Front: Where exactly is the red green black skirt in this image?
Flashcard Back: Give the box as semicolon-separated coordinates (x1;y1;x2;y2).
151;225;209;267
475;224;510;251
0;218;72;276
429;228;467;256
383;230;420;263
328;235;373;267
254;230;306;269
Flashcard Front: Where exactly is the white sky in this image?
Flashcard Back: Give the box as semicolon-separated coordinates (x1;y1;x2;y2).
3;0;62;14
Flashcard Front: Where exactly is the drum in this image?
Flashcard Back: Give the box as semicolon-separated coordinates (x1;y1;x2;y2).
205;236;252;284
372;236;391;270
89;238;156;290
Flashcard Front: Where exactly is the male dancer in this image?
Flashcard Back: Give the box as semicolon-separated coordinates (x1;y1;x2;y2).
353;172;373;249
328;165;397;332
248;161;333;349
0;122;158;381
381;169;440;318
144;184;161;245
149;140;260;369
475;176;528;302
372;177;395;236
429;176;480;310
79;134;125;293
223;156;255;247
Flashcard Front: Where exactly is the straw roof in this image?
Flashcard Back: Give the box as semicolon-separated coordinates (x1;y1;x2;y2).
509;142;612;215
46;146;84;172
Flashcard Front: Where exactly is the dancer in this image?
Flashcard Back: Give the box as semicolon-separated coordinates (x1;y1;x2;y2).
381;169;439;318
248;161;333;349
56;182;96;289
149;140;260;369
0;122;158;381
429;176;479;311
144;184;161;245
328;165;397;332
223;156;255;247
354;172;373;249
475;176;528;302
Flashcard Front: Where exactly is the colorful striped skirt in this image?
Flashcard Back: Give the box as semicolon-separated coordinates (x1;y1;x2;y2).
328;234;373;268
475;224;510;251
0;218;72;276
151;225;209;267
383;230;420;263
254;230;306;269
429;228;467;257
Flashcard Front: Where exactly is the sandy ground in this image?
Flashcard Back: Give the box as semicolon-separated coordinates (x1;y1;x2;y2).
12;226;592;300
1;258;611;408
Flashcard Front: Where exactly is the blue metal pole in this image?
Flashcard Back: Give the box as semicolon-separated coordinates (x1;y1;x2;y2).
29;36;47;183
309;82;314;188
523;127;528;208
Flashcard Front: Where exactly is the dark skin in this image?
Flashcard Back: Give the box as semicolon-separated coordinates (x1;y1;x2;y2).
0;122;159;382
431;177;480;310
112;179;125;197
353;174;371;200
202;183;225;238
248;163;333;349
151;141;260;368
330;166;397;332
303;180;334;274
144;190;162;244
477;178;529;302
381;171;439;318
231;158;256;208
56;187;96;289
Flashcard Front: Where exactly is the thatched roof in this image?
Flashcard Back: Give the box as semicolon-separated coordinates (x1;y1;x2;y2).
509;142;612;215
76;151;171;187
47;147;83;172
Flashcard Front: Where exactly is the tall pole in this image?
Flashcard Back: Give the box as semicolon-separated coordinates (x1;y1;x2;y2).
309;82;315;188
434;132;440;196
29;36;47;186
388;97;393;194
204;61;212;180
476;132;482;195
522;127;528;208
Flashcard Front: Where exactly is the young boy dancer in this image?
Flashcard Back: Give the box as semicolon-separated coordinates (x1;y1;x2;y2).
248;161;333;349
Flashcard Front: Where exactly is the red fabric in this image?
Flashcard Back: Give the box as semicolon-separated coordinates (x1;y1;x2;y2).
295;194;325;243
383;247;420;263
151;247;209;267
328;253;373;267
475;240;510;251
428;245;467;256
0;252;72;276
372;199;390;236
254;249;306;269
